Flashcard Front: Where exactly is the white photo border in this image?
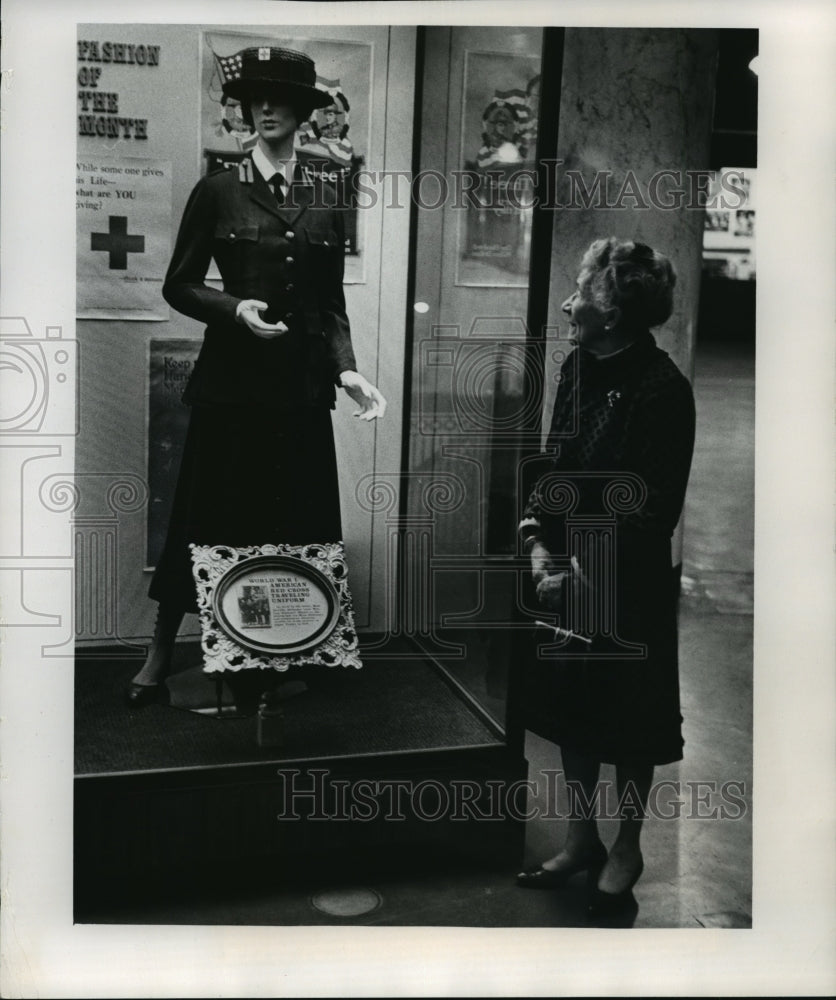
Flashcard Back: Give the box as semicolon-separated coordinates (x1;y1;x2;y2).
1;0;834;996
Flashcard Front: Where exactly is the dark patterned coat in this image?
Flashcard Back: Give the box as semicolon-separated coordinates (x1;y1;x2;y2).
520;332;696;764
149;158;355;612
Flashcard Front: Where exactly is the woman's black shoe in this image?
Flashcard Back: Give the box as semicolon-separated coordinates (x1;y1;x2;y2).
516;840;607;889
588;855;644;917
125;680;170;708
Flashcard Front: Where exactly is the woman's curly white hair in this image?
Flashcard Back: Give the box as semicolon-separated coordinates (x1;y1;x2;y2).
580;237;677;329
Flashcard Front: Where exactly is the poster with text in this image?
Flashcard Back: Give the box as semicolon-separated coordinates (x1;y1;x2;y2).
76;157;172;319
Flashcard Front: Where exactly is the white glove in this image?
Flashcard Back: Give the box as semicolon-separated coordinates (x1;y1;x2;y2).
339;370;387;421
236;299;288;340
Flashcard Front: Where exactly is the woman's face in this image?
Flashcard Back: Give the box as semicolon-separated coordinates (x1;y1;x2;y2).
249;90;298;143
562;269;612;351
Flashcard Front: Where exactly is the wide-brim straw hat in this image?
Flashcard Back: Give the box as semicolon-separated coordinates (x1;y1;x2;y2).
221;46;332;110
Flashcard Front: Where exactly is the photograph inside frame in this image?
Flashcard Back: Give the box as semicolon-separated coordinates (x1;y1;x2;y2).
72;22;756;931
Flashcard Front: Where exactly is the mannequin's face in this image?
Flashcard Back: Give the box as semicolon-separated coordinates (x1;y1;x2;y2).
249;90;298;144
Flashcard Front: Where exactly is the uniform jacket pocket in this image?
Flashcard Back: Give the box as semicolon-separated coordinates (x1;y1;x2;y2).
214;223;260;244
306;230;339;249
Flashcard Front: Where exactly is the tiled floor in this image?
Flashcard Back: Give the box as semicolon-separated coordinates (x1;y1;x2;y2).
85;338;753;929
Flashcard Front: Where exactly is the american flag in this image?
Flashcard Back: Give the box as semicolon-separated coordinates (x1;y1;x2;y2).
215;50;245;85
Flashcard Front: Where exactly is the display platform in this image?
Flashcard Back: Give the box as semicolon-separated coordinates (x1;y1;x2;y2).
74;637;528;913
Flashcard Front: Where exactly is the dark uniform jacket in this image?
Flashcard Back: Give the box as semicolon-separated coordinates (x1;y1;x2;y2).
162;157;357;410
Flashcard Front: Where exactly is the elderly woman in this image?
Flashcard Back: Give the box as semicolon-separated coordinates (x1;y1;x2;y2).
126;46;385;709
516;238;695;915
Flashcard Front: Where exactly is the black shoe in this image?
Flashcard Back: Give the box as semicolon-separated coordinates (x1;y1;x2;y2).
516;840;608;889
125;680;170;708
588;855;644;917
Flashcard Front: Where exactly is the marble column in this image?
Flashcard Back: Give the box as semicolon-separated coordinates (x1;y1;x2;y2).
544;28;718;563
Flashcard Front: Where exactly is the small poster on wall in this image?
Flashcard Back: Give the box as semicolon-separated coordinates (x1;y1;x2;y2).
145;339;201;568
200;31;373;284
76;157;172;319
457;50;541;288
702;166;757;280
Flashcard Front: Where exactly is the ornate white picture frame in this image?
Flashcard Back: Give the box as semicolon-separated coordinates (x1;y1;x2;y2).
189;541;362;672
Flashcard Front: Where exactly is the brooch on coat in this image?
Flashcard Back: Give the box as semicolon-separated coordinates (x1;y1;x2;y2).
607;390;622;408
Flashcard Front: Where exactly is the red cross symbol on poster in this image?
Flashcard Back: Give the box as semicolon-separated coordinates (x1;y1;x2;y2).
90;215;146;270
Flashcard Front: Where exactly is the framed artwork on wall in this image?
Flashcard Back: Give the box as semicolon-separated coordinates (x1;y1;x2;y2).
455;49;540;288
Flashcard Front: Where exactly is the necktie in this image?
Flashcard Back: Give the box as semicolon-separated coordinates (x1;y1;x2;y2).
270;174;286;205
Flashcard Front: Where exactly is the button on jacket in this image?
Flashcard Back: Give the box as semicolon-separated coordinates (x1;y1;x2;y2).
162;157;357;410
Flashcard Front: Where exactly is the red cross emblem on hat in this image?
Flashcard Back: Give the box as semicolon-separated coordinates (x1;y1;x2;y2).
258;47;270;61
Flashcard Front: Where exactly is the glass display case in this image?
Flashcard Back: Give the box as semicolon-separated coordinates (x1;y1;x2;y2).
74;25;549;910
401;25;545;737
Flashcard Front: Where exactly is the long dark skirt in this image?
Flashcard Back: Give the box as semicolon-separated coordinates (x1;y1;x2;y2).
524;533;685;766
149;403;342;614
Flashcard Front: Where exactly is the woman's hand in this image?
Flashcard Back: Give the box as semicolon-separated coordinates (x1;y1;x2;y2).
535;571;570;612
339;371;387;421
529;540;556;587
236;299;288;340
530;543;590;612
530;540;566;610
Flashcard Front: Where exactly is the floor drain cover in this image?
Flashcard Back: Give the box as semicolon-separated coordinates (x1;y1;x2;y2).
310;887;382;918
